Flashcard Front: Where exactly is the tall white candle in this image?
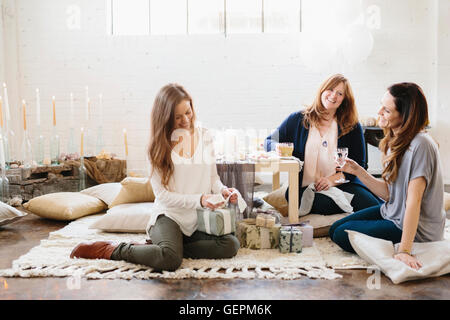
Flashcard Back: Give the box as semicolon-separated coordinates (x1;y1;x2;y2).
36;88;41;126
0;96;3;129
85;86;89;121
70;93;74;127
99;93;103;124
0;133;5;168
80;127;84;157
2;83;10;122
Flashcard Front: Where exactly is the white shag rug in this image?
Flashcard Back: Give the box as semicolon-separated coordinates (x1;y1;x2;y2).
0;214;373;281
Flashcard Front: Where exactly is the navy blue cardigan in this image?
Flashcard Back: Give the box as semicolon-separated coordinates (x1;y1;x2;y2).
264;111;368;188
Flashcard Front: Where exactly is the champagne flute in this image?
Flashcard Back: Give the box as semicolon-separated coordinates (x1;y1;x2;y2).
335;147;350;183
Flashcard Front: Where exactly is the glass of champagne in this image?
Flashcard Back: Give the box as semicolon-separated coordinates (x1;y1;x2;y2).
335;147;349;183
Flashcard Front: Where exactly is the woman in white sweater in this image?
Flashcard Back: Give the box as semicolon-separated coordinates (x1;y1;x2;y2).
70;84;240;271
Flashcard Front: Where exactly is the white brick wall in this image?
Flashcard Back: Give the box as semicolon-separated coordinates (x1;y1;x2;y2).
1;0;449;182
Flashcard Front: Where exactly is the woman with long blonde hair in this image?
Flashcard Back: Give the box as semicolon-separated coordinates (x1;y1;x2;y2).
70;84;240;271
265;74;381;215
330;82;445;269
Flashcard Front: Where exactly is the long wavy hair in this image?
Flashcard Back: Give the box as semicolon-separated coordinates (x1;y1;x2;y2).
379;82;429;184
302;74;358;137
147;83;196;188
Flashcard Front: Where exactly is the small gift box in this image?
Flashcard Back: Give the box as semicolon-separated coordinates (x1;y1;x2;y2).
237;218;280;249
282;221;313;247
279;226;303;253
255;213;276;228
196;208;236;236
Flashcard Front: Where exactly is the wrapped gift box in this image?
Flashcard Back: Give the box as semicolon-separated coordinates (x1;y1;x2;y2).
196;208;236;236
283;222;313;247
237;218;280;249
279;226;303;253
255;213;276;228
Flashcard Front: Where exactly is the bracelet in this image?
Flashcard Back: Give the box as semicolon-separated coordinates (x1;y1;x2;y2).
396;250;413;257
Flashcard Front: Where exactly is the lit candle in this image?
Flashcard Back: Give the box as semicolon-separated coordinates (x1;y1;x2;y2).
52;96;56;126
2;83;10;122
123;128;128;157
36;89;41;126
70;93;74;127
80;127;84;157
99;93;103;124
22;100;27;131
0;96;3;129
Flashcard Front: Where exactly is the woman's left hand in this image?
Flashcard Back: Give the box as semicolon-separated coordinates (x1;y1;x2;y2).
315;177;333;192
394;253;422;270
222;188;238;204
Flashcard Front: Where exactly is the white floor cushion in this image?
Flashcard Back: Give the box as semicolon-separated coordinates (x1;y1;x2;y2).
89;202;154;233
347;230;450;284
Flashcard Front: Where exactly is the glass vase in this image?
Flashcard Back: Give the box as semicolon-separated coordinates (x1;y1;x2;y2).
50;127;60;165
21;130;33;168
34;128;45;166
4;128;16;168
79;156;86;191
96;125;104;155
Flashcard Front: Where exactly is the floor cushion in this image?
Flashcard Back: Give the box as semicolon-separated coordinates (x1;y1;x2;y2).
347;230;450;284
0;201;27;226
109;177;155;208
23;192;106;221
89;202;154;233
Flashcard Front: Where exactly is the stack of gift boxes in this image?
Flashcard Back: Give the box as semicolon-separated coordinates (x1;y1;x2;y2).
196;206;314;254
236;212;313;253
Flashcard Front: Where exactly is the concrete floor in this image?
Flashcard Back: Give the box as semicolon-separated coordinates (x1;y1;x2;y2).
1;211;449;301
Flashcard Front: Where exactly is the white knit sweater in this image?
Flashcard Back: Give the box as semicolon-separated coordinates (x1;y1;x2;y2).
146;127;226;236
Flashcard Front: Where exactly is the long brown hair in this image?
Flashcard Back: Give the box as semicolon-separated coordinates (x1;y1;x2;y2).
302;74;358;137
147;83;196;188
379;82;429;184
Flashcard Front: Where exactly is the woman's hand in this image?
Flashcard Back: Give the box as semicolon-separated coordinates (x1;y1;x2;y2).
394;252;422;270
315;177;333;192
336;158;363;177
222;188;238;204
200;194;224;210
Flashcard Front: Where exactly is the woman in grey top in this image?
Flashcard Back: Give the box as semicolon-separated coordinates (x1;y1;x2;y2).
329;82;446;270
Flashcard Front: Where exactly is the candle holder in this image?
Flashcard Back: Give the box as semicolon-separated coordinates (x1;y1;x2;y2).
0;133;9;202
21;130;33;168
0;167;9;203
4;128;16;168
67;127;76;155
83;127;96;157
50;127;60;165
34;127;45;166
78;156;86;191
96;125;104;155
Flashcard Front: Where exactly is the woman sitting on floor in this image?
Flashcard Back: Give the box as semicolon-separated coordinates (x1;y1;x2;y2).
70;83;240;271
265;73;381;215
329;82;446;270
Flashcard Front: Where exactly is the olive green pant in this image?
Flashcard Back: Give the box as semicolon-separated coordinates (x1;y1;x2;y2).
111;215;240;271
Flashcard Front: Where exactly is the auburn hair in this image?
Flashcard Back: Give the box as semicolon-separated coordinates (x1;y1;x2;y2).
379;82;429;184
147;84;196;188
302;74;359;137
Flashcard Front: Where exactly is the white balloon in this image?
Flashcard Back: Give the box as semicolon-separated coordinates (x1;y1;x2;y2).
342;24;374;65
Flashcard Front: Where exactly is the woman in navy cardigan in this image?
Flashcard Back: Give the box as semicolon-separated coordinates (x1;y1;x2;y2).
265;74;381;215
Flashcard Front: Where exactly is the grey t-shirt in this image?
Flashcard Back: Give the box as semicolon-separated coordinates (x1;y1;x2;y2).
380;132;446;242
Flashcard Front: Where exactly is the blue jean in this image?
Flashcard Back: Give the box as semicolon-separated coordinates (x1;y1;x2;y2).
286;182;383;215
329;204;403;253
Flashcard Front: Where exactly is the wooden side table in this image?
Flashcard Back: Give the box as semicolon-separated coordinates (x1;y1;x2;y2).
254;159;301;224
